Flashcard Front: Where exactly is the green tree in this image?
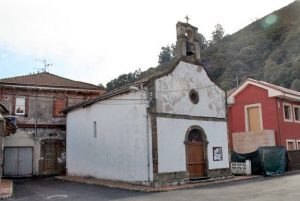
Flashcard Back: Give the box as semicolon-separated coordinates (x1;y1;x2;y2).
97;83;106;90
158;44;176;64
291;79;300;91
212;24;225;43
197;33;208;50
106;69;142;91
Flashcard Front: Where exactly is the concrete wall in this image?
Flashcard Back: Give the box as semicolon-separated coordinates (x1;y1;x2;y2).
66;92;153;182
155;61;226;118
156;117;229;173
4;129;40;174
232;130;276;154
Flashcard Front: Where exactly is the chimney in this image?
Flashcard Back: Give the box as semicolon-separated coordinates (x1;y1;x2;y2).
175;21;201;62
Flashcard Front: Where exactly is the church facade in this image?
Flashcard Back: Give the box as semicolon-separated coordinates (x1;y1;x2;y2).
64;22;230;183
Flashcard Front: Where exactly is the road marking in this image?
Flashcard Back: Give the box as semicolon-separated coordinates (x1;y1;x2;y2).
46;195;68;200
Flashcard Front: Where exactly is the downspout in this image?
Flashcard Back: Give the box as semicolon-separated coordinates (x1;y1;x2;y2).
34;85;37;141
145;88;152;182
225;90;232;173
146;107;151;182
276;98;282;145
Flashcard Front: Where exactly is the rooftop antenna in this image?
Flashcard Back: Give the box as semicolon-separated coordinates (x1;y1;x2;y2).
34;59;53;73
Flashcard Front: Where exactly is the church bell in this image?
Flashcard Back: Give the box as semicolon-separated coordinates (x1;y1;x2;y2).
186;41;194;56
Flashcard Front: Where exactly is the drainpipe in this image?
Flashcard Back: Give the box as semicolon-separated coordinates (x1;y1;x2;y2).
225;90;232;174
276;98;282;145
34;85;37;141
145;88;152;182
146;107;151;182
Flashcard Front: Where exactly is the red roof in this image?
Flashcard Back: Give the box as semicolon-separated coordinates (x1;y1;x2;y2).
250;79;300;97
0;72;103;90
228;78;300;103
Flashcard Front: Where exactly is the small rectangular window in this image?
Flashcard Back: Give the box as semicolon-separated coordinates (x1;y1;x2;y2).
287;140;296;151
294;106;300;122
93;121;97;138
297;140;300;150
283;103;292;122
15;97;26;115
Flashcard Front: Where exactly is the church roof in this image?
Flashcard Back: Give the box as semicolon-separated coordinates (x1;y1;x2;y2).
0;72;103;91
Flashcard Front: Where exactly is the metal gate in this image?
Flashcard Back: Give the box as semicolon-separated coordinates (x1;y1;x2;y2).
4;147;33;176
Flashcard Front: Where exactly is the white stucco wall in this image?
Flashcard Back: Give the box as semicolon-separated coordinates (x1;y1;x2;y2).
66;92;153;182
155;61;225;118
156;117;229;173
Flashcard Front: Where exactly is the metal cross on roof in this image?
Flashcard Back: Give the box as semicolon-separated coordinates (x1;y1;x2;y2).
185;15;190;24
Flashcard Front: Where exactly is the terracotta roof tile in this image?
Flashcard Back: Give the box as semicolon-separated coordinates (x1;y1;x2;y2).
0;72;103;90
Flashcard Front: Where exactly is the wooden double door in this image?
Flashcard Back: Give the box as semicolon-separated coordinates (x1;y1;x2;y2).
186;142;206;178
41;140;65;174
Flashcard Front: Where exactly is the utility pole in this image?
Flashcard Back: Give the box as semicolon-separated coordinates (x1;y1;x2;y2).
235;73;239;87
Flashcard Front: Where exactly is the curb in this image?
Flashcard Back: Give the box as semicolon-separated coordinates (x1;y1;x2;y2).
56;176;157;192
56;175;262;192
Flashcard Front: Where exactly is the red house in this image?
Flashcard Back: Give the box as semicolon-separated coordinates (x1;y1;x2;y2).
228;78;300;153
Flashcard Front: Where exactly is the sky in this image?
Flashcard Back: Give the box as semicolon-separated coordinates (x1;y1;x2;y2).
0;0;295;86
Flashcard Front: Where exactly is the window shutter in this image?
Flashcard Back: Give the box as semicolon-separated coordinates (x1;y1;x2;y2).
12;95;16;115
53;97;66;117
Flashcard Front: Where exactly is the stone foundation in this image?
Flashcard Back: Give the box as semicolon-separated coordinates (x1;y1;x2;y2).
207;168;232;178
153;169;232;185
154;171;188;183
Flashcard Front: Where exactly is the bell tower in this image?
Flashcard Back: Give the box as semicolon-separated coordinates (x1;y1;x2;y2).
175;19;201;62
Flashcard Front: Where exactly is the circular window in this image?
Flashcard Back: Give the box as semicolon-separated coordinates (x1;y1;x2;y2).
189;89;199;104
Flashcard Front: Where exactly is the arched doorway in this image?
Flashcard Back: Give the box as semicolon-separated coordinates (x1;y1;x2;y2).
185;127;207;178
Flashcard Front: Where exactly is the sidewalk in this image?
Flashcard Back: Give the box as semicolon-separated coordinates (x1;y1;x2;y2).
0;179;13;199
57;175;262;192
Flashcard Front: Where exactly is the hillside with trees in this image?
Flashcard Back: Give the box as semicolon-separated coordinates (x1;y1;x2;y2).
202;1;300;90
104;1;300;91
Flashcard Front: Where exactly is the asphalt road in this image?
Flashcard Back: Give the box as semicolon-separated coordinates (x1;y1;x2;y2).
10;173;300;201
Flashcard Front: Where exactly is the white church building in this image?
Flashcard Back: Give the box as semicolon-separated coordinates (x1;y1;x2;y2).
64;22;230;183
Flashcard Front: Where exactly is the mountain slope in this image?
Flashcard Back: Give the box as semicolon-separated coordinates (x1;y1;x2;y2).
202;1;300;90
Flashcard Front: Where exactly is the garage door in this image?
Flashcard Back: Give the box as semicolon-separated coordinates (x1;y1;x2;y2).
4;147;33;176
